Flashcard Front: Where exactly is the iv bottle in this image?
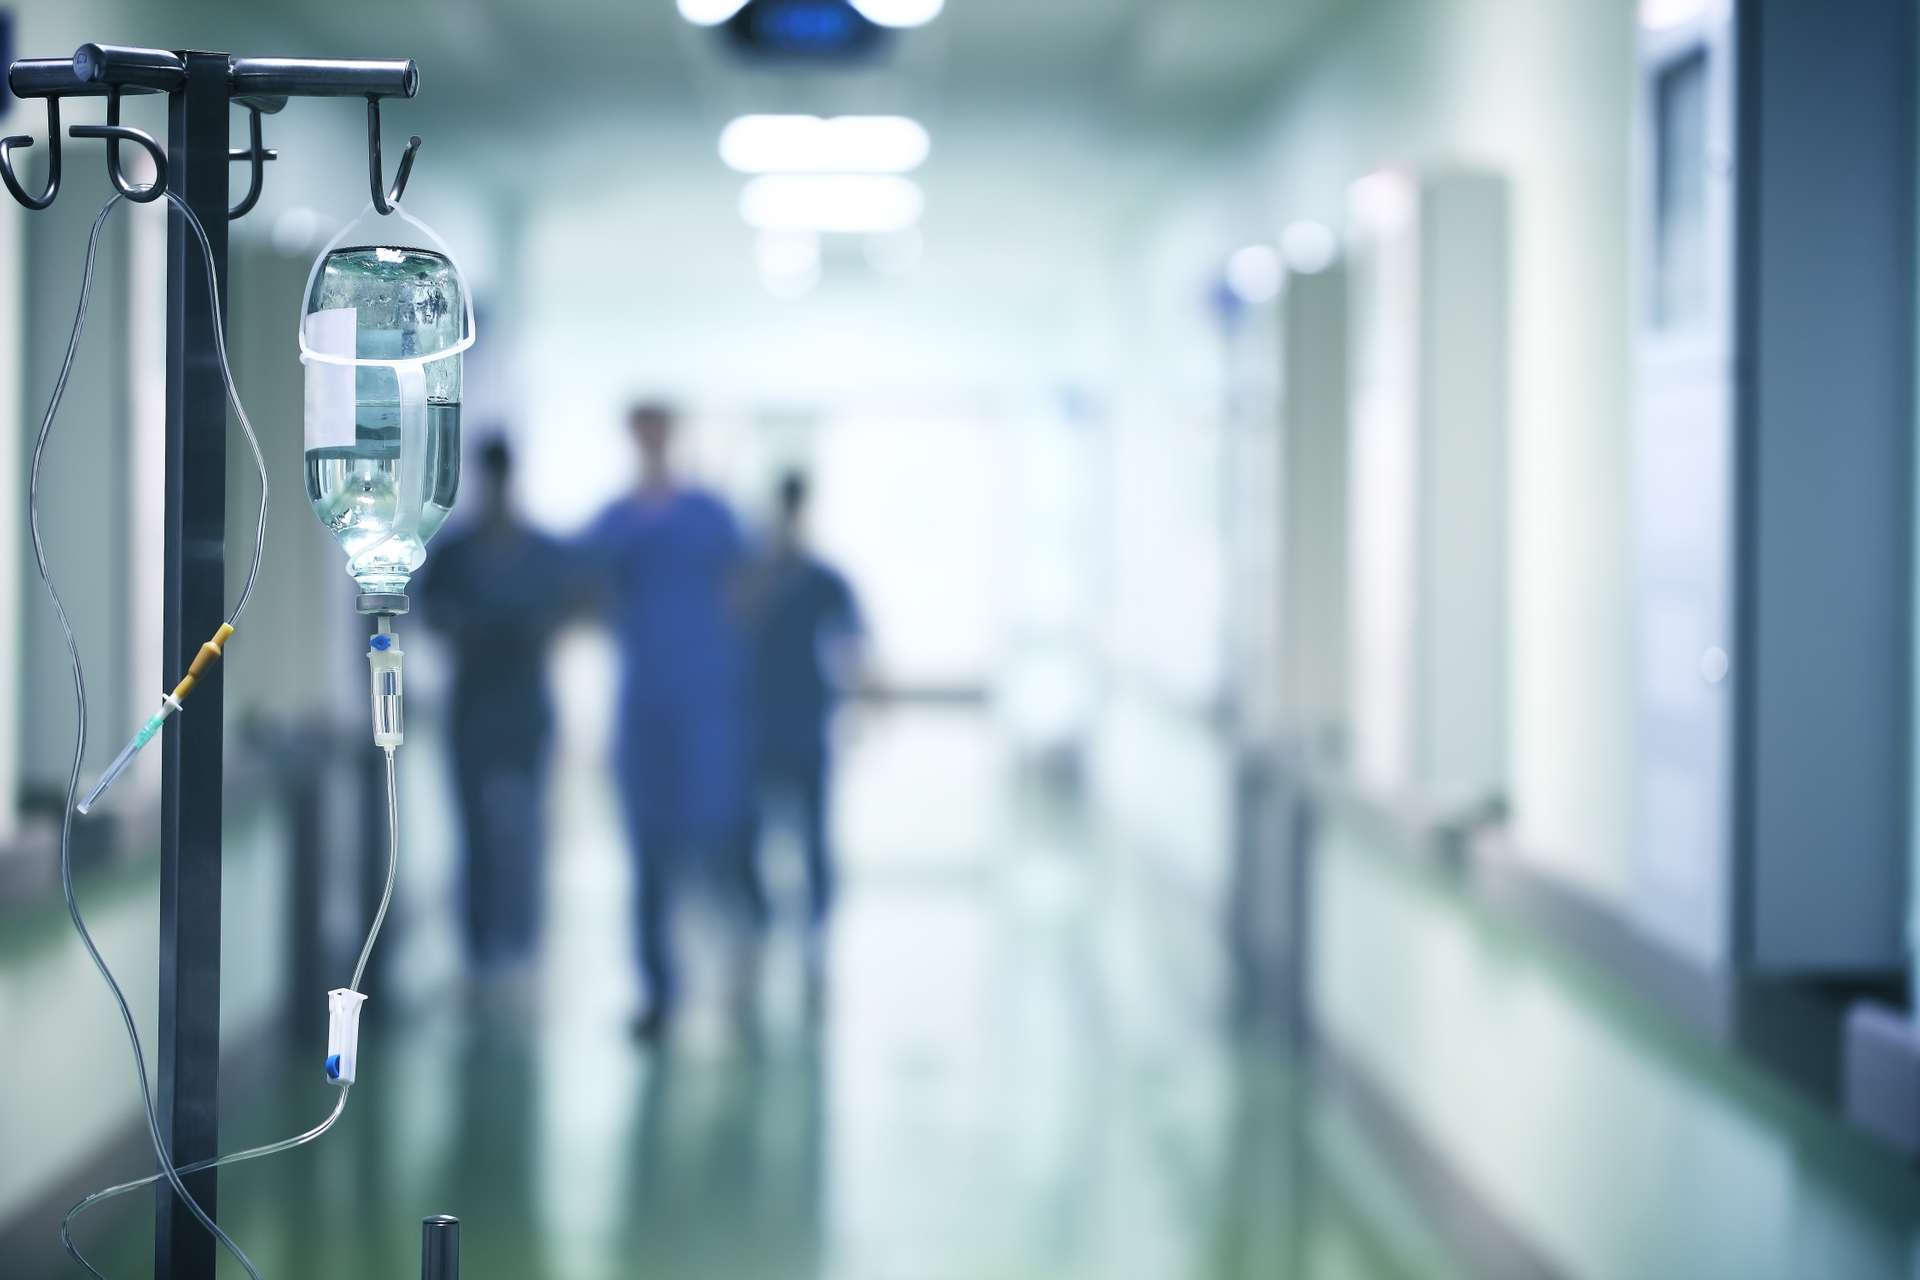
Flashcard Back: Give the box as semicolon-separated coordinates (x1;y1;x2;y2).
301;204;474;609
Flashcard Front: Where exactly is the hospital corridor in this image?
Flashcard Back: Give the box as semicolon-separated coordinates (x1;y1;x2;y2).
18;699;1483;1279
6;1;1920;1279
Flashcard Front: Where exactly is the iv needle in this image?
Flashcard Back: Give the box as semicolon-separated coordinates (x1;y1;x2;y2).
76;620;233;814
74;710;165;815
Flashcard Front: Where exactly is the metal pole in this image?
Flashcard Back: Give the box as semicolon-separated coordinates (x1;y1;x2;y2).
4;40;425;1279
421;1216;461;1280
156;49;230;1280
229;57;416;100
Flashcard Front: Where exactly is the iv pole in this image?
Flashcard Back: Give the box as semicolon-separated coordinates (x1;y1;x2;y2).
3;44;456;1280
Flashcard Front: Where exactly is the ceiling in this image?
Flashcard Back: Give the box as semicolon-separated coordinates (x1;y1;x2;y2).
8;0;1346;361
109;0;1342;189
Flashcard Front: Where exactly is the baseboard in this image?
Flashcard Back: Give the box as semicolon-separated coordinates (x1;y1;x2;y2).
1308;766;1864;1106
1469;828;1849;1106
1311;1032;1566;1280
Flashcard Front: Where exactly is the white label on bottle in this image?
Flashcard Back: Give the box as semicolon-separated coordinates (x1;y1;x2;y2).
303;307;357;451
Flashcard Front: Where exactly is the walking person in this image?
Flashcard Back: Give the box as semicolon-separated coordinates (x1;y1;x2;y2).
416;436;572;977
742;471;866;1002
580;403;759;1040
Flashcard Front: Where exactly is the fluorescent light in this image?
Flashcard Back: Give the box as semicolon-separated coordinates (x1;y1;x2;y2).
678;0;749;26
849;0;945;28
1281;221;1338;275
720;114;930;175
1225;245;1282;305
740;175;925;234
1638;0;1715;30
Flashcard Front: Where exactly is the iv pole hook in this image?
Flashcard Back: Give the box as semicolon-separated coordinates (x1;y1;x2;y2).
68;88;167;203
367;96;420;215
228;104;277;220
0;96;63;210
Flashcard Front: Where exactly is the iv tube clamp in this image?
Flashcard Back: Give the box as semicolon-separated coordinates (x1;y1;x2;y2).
1;45;423;216
325;989;368;1085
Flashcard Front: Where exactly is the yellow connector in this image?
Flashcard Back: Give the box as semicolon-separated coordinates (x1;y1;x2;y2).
79;622;234;817
169;622;236;703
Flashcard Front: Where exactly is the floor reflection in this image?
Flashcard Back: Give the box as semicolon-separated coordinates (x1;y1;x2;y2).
45;709;1456;1280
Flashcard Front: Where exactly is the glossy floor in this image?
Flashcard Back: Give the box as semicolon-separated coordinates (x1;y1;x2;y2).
47;708;1465;1280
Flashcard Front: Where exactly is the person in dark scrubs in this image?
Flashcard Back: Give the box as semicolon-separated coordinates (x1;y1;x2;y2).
582;403;757;1040
416;436;572;975
742;471;865;995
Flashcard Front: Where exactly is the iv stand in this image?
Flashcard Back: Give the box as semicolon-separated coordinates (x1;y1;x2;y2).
2;44;447;1280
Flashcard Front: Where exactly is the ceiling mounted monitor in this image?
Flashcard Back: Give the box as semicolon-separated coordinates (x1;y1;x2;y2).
722;0;890;61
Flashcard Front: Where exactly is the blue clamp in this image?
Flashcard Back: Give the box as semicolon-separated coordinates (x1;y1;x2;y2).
370;634;394;652
325;1053;342;1080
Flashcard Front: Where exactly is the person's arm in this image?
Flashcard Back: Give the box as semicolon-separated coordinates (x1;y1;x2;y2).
822;568;874;697
710;495;760;621
566;503;628;618
525;530;593;628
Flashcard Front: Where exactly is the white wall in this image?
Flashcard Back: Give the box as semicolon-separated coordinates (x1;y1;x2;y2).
0;194;21;844
510;105;1140;531
1126;0;1638;901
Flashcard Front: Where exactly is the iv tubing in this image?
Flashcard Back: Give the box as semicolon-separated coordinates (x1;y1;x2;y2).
30;191;272;1279
59;748;402;1267
74;703;168;815
357;747;402;993
74;175;272;816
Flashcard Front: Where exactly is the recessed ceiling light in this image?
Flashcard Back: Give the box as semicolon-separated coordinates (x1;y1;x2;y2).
1638;0;1716;31
720;115;930;174
1281;221;1339;275
848;0;946;29
678;0;750;27
1225;245;1282;305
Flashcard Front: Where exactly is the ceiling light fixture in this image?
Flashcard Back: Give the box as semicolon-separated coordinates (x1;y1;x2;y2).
1280;221;1339;275
1225;244;1282;305
847;0;946;29
720;114;930;174
1637;0;1717;31
678;0;750;27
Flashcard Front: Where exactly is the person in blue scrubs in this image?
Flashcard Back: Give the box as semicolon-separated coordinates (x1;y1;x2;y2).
742;471;865;997
416;437;573;975
582;403;758;1039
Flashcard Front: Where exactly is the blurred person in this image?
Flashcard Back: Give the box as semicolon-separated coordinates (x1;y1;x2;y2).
742;471;866;996
581;402;759;1040
416;436;572;976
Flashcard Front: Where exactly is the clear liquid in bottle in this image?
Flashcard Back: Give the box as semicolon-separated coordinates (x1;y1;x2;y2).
302;243;466;598
305;400;461;594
